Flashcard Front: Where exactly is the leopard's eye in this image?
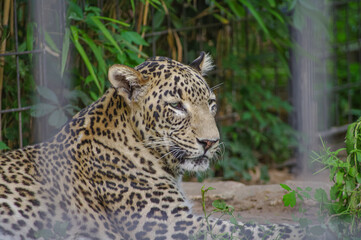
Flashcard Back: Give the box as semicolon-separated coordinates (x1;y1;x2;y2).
208;99;217;113
169;102;185;111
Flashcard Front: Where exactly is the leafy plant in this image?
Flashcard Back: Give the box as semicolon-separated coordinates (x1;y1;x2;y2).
281;117;361;239
214;53;297;181
65;2;149;100
191;186;240;239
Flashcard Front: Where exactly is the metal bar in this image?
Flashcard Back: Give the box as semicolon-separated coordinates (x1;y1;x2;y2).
14;0;23;148
244;6;249;83
331;81;361;92
0;49;43;57
358;0;361;101
333;4;339;126
0;106;31;114
332;0;358;7
151;6;156;57
318;124;349;138
345;4;352;122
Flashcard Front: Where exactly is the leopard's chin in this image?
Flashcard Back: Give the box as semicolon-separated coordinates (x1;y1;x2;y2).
180;156;210;172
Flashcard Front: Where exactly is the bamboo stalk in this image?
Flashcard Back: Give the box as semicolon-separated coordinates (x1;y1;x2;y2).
136;1;144;33
173;30;182;62
138;0;149;58
0;0;12;142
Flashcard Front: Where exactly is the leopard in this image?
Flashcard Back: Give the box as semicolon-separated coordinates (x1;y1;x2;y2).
0;52;305;239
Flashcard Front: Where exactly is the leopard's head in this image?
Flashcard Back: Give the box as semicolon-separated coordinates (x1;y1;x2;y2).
108;52;220;174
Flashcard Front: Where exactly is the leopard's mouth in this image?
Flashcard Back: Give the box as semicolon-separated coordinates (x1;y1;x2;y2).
184;155;209;163
169;144;210;172
169;145;208;161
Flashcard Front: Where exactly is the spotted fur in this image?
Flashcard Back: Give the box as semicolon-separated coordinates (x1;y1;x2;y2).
0;53;304;239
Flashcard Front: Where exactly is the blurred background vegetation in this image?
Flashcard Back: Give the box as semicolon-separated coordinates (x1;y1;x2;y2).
0;0;360;182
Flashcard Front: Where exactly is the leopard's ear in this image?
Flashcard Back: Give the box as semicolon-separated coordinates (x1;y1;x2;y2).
108;64;148;105
189;52;214;76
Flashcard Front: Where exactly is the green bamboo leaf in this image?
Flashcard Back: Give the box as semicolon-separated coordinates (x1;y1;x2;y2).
238;0;270;36
44;31;60;53
267;8;285;24
26;23;34;59
121;31;148;46
213;1;234;19
79;30;107;77
227;1;244;17
93;16;130;27
61;28;70;78
70;26;102;93
89;91;99;101
90;16;123;56
67;1;83;21
130;0;135;14
121;40;148;58
213;13;230;24
148;0;161;8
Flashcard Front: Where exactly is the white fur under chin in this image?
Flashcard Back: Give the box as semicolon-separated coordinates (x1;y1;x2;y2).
180;160;209;172
201;53;215;76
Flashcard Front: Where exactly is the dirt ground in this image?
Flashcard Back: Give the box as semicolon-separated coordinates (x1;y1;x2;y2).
183;169;332;225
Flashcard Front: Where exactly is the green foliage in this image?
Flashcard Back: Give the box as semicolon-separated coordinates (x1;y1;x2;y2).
333;1;361;124
197;0;298;181
29;2;149;131
192;186;240;239
215;54;297;181
281;117;361;239
3;0;299;180
3;0;359;184
65;2;148;100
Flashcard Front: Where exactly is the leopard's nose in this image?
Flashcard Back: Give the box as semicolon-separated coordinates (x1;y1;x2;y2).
197;138;219;153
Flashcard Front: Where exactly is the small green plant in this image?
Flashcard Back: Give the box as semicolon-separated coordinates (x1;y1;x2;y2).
191;186;240;240
197;186;293;240
281;117;361;239
281;184;329;238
